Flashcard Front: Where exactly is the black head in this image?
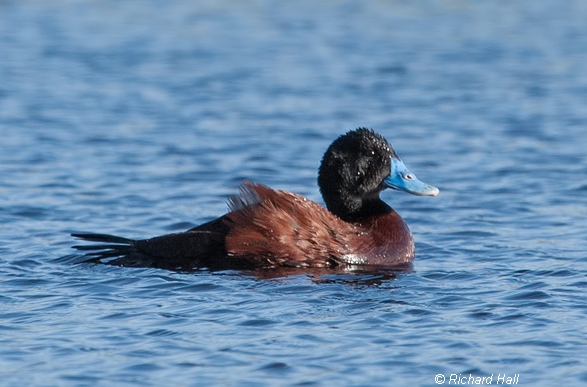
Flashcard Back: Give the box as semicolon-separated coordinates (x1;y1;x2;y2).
318;128;438;222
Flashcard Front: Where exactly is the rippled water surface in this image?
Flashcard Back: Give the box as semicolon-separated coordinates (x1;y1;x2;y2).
2;1;587;386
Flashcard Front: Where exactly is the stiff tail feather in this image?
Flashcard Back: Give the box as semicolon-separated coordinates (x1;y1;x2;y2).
71;233;135;262
71;233;134;244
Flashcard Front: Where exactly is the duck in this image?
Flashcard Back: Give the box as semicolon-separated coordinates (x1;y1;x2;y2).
72;128;438;271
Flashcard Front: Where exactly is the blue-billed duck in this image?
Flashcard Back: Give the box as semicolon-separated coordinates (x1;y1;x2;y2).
72;128;438;270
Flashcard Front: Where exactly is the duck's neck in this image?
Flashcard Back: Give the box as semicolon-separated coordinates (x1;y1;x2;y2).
326;193;392;223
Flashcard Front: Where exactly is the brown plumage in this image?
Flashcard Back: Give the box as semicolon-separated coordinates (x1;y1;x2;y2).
224;182;415;268
224;182;367;268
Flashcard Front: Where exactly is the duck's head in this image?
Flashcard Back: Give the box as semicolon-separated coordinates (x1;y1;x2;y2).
318;128;438;222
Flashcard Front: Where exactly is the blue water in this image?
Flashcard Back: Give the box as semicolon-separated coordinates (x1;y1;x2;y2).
1;1;587;386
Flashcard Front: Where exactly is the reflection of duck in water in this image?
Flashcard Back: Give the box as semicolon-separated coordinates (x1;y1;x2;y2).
73;128;438;271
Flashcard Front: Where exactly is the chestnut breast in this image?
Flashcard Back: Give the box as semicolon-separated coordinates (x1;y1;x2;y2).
350;210;415;266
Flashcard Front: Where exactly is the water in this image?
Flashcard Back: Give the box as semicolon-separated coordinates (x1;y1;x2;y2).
1;1;587;385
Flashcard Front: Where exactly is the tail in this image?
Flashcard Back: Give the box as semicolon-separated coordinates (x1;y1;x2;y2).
71;233;136;262
71;227;237;270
